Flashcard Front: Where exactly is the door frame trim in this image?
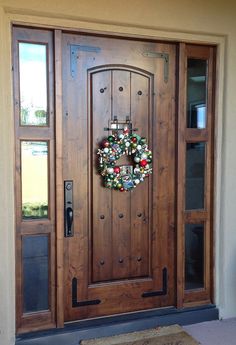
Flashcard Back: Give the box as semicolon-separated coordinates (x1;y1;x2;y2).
6;9;224;333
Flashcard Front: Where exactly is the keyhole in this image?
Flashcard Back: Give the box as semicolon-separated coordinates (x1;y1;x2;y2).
119;86;123;92
138;90;142;95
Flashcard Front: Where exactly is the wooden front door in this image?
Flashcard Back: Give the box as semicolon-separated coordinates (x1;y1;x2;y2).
62;33;176;321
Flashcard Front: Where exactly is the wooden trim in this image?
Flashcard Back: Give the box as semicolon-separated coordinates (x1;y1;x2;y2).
186;44;213;59
19;312;55;334
183;299;212;308
184;211;208;222
185;129;208;142
176;43;186;308
210;47;217;305
55;29;64;328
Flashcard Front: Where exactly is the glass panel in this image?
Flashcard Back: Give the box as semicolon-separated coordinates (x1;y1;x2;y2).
19;43;48;126
23;235;49;313
187;59;207;128
21;141;48;219
185;142;205;210
185;224;204;290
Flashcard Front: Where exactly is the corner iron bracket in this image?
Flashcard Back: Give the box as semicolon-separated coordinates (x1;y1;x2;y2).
70;44;101;78
72;277;101;307
143;51;169;83
142;267;167;298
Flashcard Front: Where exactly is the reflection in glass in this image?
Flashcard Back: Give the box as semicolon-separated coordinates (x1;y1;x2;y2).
185;142;205;210
21;141;48;219
23;235;49;313
185;224;204;290
187;59;207;128
19;43;48;126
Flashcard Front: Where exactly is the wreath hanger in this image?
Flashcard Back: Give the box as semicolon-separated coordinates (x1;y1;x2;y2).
104;116;138;135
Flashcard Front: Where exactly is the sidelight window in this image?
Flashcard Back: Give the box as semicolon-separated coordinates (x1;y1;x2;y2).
178;44;214;306
13;27;55;333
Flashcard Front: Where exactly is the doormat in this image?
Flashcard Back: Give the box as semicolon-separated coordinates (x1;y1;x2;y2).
80;324;199;345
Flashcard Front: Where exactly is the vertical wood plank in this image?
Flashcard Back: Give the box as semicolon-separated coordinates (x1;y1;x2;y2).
111;70;131;279
153;43;176;307
62;36;90;320
91;70;113;283
177;43;186;308
205;47;214;298
130;73;150;278
55;29;64;328
112;70;131;120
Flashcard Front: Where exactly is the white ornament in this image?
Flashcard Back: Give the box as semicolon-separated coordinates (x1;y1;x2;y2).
125;141;130;147
137;145;142;150
119;133;124;139
141;153;147;159
134;156;140;163
104;147;109;153
107;167;114;174
135;179;140;184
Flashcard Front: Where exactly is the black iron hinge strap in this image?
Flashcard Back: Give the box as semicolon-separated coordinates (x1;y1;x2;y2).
70;44;101;78
143;52;169;83
142;267;167;298
72;277;101;307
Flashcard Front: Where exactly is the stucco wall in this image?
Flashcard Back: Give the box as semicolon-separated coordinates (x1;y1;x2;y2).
0;1;235;344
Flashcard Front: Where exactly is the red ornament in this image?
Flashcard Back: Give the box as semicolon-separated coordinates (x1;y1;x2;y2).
123;127;129;134
120;187;125;192
131;137;137;143
102;139;110;148
114;166;120;174
140;159;147;167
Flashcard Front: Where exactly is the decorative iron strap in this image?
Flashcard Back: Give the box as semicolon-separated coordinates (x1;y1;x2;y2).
142;267;167;297
70;44;101;78
143;51;169;83
72;277;101;307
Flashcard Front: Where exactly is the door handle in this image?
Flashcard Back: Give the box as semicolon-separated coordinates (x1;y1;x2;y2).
64;180;74;237
66;207;73;236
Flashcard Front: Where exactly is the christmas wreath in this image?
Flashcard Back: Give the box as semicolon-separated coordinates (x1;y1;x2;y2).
97;127;152;191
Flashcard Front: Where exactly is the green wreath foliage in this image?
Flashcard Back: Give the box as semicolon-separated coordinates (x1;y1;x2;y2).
97;127;152;191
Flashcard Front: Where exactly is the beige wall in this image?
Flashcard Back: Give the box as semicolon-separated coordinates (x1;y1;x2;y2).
0;6;16;345
0;1;235;344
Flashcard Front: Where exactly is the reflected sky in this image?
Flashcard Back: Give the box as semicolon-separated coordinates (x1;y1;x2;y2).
19;43;47;125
